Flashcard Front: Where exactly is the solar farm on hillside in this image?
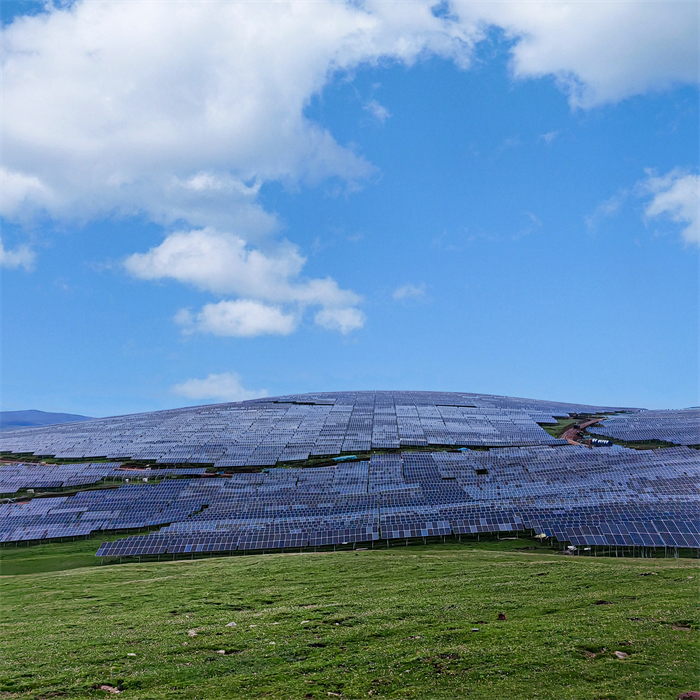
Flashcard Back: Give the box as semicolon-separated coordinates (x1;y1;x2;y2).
1;391;698;559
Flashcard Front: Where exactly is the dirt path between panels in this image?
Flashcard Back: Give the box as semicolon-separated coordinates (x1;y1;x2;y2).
560;418;603;445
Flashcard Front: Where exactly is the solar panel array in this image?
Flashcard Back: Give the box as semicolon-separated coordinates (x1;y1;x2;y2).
0;480;209;543
1;391;695;557
88;445;698;555
0;462;119;494
591;408;700;446
4;442;694;551
0;390;633;466
0;462;210;496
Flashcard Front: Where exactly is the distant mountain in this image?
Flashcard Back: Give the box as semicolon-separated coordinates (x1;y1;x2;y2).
0;410;93;431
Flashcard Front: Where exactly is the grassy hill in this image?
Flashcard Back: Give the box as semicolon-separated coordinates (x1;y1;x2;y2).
1;541;698;699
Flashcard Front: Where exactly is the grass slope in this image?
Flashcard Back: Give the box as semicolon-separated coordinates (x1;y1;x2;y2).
1;543;698;700
0;535;134;576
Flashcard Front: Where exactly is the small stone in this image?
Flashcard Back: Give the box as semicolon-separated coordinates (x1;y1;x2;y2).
216;650;226;654
614;651;628;659
99;685;122;694
126;653;136;657
226;621;237;627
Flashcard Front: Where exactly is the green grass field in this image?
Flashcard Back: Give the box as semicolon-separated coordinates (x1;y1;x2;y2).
0;535;136;576
1;541;698;700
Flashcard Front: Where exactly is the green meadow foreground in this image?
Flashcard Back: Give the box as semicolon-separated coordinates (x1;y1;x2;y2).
1;542;698;699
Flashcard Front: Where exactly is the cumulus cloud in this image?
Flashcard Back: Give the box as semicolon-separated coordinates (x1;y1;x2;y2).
0;238;35;270
2;0;697;338
0;167;56;219
641;169;700;246
124;228;356;305
175;300;297;338
172;372;267;402
452;1;699;108
0;0;478;229
314;307;366;335
393;283;427;301
126;228;364;333
2;1;695;230
124;229;304;298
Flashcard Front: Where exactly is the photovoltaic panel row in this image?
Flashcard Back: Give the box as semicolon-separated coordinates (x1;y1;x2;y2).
0;390;637;466
1;441;695;552
591;408;700;446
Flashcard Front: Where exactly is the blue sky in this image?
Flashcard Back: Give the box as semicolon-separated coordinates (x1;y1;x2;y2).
2;1;698;416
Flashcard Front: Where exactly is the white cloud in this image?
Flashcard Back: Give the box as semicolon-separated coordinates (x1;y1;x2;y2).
364;99;391;123
2;0;696;340
172;372;267;402
0;167;56;218
176;300;297;338
393;283;427;301
0;238;35;270
0;1;478;229
125;229;305;299
642;169;700;246
2;1;694;232
314;307;366;335
130;227;359;307
126;228;364;333
452;1;699;108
